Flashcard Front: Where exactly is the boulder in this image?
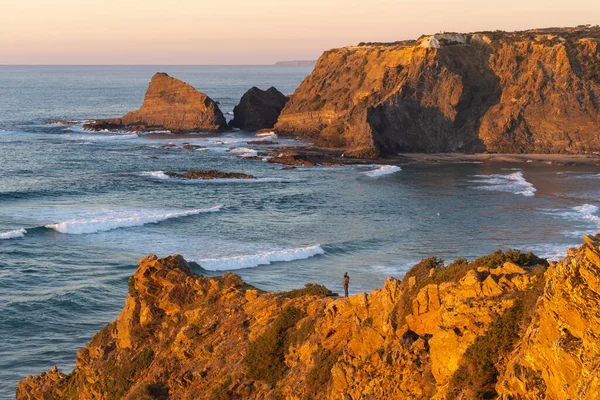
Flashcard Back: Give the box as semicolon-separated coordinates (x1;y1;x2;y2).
84;73;227;133
230;87;289;130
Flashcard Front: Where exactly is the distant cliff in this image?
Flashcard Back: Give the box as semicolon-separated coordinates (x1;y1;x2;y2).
275;26;600;158
16;235;600;399
274;60;316;66
84;73;227;133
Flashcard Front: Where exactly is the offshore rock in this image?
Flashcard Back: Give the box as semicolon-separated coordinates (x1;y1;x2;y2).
275;26;600;158
84;73;227;133
230;86;289;130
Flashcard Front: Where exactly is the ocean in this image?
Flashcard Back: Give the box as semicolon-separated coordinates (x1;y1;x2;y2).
1;65;599;398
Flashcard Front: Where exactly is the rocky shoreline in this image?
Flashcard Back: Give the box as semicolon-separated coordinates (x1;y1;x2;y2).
16;236;600;399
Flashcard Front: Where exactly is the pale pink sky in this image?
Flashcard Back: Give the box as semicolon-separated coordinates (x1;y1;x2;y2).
1;0;599;65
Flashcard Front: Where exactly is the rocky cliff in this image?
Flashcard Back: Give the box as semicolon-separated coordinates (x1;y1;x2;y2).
84;73;227;133
230;87;289;130
275;26;600;158
18;236;600;399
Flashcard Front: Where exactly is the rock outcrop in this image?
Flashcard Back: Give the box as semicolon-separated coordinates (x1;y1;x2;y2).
275;26;600;158
84;73;227;133
165;170;256;180
230;87;289;130
21;239;600;399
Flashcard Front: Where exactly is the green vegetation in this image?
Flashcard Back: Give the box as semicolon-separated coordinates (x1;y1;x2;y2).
244;306;306;385
210;376;233;400
280;283;336;299
127;276;136;294
302;348;341;400
447;266;547;399
100;348;155;400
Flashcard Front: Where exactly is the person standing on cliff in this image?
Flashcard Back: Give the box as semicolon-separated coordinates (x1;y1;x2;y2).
343;272;350;297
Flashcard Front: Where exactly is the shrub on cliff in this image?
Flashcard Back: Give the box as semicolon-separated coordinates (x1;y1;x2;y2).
280;283;337;299
244;306;306;385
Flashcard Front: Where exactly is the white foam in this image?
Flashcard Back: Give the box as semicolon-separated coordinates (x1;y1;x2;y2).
196;244;325;271
66;133;139;141
141;171;300;184
228;147;258;157
563;204;600;225
471;171;536;196
363;165;402;178
141;171;170;180
0;228;27;240
45;206;221;234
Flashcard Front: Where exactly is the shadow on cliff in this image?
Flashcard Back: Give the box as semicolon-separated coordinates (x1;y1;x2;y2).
367;45;501;155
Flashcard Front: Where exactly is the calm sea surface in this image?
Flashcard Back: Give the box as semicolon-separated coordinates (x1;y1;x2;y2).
1;66;599;397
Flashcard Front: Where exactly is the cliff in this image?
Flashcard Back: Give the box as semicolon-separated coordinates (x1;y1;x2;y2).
275;26;600;158
84;73;227;133
18;236;600;399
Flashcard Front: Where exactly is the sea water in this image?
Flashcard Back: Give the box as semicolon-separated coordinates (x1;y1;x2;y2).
1;66;600;397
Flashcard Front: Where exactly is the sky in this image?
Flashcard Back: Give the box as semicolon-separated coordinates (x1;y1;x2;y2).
1;0;599;65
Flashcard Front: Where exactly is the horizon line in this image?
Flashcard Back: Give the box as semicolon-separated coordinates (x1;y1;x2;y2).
0;64;315;67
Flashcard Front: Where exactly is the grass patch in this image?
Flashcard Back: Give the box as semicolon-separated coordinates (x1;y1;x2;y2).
127;276;136;294
99;348;155;400
244;306;306;385
210;376;233;400
302;348;341;400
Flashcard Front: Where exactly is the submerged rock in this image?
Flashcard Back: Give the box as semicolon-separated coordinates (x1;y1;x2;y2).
83;73;227;133
230;86;289;130
165;170;255;180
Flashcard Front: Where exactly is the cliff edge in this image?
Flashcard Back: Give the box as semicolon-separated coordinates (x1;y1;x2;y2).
17;236;600;399
275;26;600;158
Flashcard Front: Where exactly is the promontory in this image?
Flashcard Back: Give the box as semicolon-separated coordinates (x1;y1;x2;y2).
16;235;600;399
275;26;600;158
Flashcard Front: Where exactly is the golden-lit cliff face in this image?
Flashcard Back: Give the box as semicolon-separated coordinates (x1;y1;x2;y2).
276;27;600;158
19;236;600;399
84;73;227;133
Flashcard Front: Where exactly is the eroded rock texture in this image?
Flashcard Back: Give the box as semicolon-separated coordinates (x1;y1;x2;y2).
276;27;600;157
21;238;600;399
84;73;227;133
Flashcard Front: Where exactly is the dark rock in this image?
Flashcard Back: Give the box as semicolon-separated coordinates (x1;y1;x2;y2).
165;170;256;180
230;87;289;130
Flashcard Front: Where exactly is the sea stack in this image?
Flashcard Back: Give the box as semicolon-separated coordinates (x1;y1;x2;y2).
84;73;227;133
275;26;600;158
230;86;289;130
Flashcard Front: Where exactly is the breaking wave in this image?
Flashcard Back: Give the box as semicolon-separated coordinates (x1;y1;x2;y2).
471;171;536;197
45;206;222;234
363;165;402;178
196;244;325;271
558;204;600;225
0;228;27;240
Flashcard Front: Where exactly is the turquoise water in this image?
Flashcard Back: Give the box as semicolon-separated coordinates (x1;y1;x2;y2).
1;66;600;397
